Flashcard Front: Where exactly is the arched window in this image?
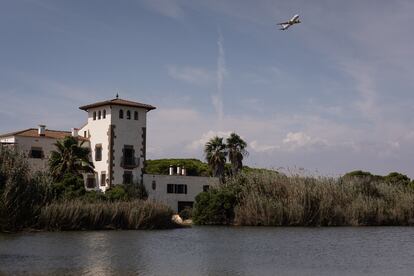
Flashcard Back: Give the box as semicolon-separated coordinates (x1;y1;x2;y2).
134;111;138;120
119;109;124;119
98;110;101;120
103;109;106;119
126;110;131;120
93;111;96;120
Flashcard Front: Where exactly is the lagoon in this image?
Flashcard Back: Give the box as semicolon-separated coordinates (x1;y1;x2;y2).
1;227;414;275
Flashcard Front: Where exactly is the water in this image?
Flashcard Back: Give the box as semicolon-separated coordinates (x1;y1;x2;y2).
1;227;414;275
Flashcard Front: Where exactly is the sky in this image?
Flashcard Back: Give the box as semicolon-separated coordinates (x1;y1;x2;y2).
1;0;414;177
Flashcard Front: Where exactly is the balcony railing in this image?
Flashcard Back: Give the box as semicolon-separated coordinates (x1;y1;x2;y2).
120;156;140;169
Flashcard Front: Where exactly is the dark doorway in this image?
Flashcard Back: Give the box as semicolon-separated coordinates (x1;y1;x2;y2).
177;201;194;213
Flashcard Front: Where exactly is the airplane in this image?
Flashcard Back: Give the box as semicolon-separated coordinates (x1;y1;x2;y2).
277;14;301;30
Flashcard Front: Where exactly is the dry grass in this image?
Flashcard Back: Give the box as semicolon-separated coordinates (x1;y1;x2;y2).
38;200;176;230
228;172;414;226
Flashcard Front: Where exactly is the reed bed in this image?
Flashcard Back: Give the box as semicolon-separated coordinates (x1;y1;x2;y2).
226;172;414;226
38;200;175;230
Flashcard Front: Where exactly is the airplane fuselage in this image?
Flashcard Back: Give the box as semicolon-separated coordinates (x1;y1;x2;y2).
278;14;301;30
289;14;300;23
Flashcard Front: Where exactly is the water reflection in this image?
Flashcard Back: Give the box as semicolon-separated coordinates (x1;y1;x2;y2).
1;227;414;275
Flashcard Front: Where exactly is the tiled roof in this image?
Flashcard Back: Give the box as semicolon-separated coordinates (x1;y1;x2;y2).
79;98;156;111
0;128;88;141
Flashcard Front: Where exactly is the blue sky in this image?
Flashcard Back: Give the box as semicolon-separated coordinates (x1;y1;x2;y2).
1;0;414;177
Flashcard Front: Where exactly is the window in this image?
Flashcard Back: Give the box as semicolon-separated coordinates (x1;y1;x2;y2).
29;147;43;159
119;109;124;119
95;144;102;161
167;184;174;193
126;110;131;120
103;109;106;119
123;171;133;184
203;185;210;192
121;145;135;167
176;184;187;194
167;184;187;194
84;131;87;138
134;111;138;120
93;111;96;120
86;177;96;188
152;180;156;190
100;172;106;186
98;110;101;120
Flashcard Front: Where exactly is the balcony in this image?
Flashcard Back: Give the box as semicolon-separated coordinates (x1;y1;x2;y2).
120;156;140;169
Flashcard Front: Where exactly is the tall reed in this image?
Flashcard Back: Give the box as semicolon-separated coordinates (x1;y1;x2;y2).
38;200;175;230
226;172;414;226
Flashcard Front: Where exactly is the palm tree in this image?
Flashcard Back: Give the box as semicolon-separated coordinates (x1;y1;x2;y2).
204;136;227;183
226;133;248;176
49;136;94;181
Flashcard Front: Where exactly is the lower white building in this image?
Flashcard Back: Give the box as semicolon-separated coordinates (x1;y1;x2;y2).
143;172;219;212
0;97;218;212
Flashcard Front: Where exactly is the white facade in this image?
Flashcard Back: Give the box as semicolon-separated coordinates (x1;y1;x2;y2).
78;99;154;192
143;174;219;212
0;129;85;174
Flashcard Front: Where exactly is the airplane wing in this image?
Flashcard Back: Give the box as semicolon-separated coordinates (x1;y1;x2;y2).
279;24;290;30
277;21;289;25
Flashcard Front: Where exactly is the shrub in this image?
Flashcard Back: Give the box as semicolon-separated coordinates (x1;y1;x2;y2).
384;172;411;186
193;188;236;225
124;182;148;200
105;185;128;201
179;207;193;220
0;148;52;231
194;171;414;226
53;173;86;200
104;183;148;201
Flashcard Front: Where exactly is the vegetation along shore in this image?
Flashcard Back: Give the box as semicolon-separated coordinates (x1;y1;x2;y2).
0;142;176;232
2;133;414;232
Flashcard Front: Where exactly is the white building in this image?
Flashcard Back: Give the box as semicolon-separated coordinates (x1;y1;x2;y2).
144;168;219;212
77;97;156;192
0;97;218;211
0;125;89;173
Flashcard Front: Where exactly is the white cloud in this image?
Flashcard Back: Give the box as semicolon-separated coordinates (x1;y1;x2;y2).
283;132;312;146
167;65;213;85
140;0;185;19
250;140;279;153
187;130;232;151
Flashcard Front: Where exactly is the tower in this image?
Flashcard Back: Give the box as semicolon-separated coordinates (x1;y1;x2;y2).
79;97;156;191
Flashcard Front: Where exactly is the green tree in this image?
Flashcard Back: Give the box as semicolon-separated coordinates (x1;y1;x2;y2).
342;170;383;182
49;136;94;181
204;136;227;182
384;172;411;186
226;133;248;176
144;159;210;176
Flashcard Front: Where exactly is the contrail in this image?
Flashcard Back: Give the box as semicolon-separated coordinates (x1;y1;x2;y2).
212;29;226;125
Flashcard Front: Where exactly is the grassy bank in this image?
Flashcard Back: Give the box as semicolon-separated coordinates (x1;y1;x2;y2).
194;172;414;226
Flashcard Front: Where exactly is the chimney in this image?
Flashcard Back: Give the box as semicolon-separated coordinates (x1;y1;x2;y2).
169;165;174;176
181;166;186;176
38;125;46;136
176;165;181;175
71;128;79;137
